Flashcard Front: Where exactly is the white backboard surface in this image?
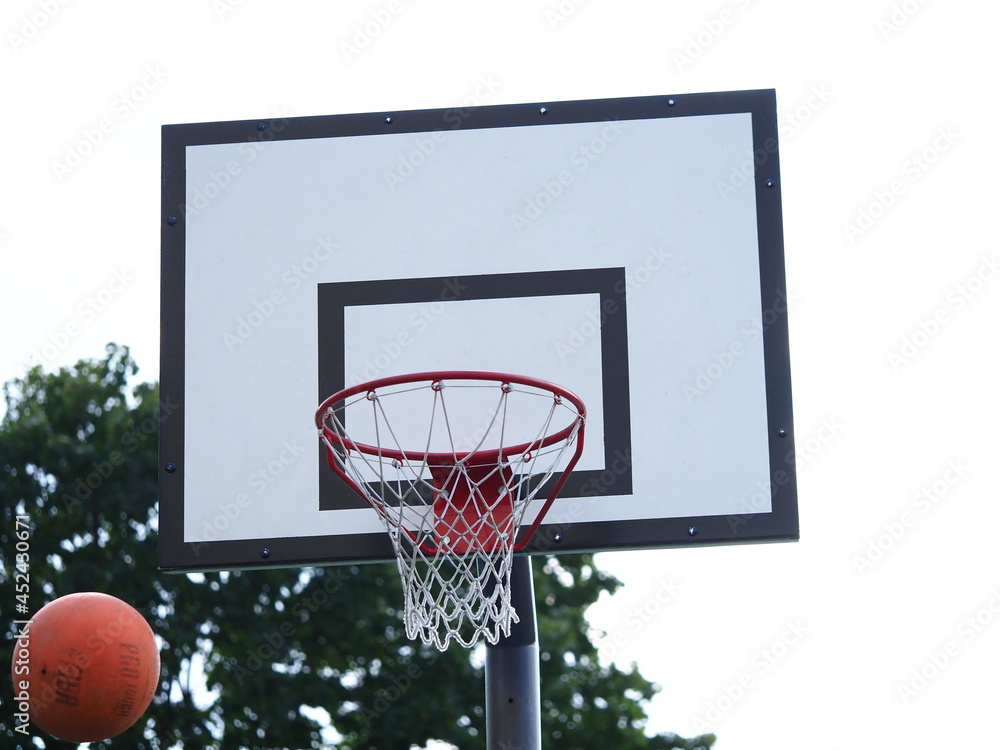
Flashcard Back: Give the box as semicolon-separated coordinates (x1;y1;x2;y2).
159;90;797;571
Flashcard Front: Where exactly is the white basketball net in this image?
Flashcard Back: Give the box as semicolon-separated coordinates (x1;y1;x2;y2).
317;375;585;650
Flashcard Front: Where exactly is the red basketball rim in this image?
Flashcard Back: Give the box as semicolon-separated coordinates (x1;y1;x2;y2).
315;370;586;465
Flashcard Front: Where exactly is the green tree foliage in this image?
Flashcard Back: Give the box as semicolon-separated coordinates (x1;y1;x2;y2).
1;345;715;750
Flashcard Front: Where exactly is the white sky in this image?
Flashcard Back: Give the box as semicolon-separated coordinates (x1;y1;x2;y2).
3;1;999;748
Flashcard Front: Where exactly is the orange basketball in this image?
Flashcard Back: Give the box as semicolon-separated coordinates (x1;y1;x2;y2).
11;592;160;742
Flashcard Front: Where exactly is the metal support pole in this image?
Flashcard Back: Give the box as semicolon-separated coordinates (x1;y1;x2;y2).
485;555;541;750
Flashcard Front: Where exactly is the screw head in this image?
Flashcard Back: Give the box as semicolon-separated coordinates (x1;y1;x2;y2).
687;526;698;537
552;532;563;543
765;178;776;188
164;463;177;473
257;122;267;131
667;98;676;107
778;427;789;438
166;216;177;226
384;115;393;125
260;548;271;559
539;106;548;116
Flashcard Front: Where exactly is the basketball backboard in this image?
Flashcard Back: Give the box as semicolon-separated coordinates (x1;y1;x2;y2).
159;89;797;572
